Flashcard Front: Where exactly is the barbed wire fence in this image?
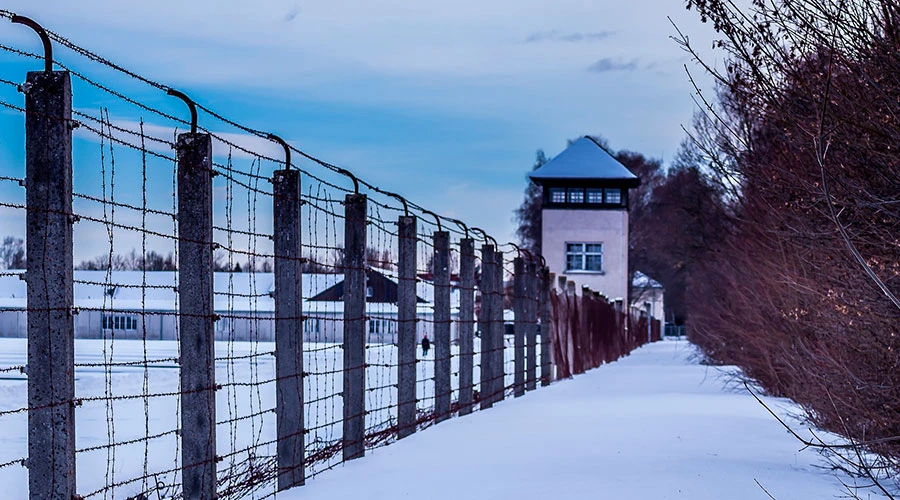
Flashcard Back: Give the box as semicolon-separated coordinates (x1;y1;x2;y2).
0;11;662;500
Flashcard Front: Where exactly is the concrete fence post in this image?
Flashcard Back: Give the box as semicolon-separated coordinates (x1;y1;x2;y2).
273;169;304;489
25;70;75;500
478;244;495;410
491;251;505;403
176;132;216;500
457;238;475;415
525;261;538;391
397;215;417;438
433;231;451;422
343;193;367;460
539;266;553;386
512;257;526;397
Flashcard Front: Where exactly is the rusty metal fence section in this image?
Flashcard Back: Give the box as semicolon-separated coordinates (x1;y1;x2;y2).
547;277;662;379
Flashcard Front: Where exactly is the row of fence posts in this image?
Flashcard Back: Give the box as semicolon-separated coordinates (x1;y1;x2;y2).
21;68;556;500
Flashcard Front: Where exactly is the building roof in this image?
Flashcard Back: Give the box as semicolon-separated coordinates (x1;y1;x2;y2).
529;136;640;185
631;271;663;289
309;269;426;303
0;270;460;314
0;271;337;312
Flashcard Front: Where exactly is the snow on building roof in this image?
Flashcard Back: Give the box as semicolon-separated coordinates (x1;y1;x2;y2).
0;271;340;312
632;271;663;289
529;136;639;183
0;270;459;313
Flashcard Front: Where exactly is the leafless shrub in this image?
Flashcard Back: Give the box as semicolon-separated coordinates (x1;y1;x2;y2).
675;0;900;479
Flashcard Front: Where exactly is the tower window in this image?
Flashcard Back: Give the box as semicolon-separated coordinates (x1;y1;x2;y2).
549;188;566;203
604;188;622;204
565;243;603;272
567;188;584;203
547;186;625;206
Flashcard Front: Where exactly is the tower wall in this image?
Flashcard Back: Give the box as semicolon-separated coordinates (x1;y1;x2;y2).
542;208;629;301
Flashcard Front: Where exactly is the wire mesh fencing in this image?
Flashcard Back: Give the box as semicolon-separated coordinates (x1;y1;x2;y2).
0;11;660;500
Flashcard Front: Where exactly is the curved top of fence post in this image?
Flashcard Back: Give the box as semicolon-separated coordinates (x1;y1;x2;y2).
420;209;442;233
507;242;524;259
11;15;52;73
520;247;535;264
334;167;360;194
381;190;409;217
449;218;469;240
471;227;497;248
266;133;292;170
166;88;198;135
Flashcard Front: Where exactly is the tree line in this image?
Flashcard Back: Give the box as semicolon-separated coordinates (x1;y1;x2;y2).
0;239;404;275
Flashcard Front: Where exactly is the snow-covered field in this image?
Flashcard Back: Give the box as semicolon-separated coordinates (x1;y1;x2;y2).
1;338;863;499
286;339;860;500
0;336;526;499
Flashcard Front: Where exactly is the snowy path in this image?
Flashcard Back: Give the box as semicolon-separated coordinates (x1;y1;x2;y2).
286;340;848;500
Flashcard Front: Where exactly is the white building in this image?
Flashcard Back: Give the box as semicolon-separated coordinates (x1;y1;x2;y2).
0;269;459;343
529;136;640;303
631;271;665;323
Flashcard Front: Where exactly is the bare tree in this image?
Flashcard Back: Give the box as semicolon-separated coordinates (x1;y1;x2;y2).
0;236;25;270
514;150;548;255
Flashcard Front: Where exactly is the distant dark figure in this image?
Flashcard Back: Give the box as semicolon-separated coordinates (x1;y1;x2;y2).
421;335;431;356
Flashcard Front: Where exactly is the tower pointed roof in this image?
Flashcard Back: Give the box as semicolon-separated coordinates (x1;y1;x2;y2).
529;136;640;186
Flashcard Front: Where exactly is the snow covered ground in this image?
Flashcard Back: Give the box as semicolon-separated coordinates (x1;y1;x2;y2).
0;336;522;499
286;339;857;500
0;337;869;499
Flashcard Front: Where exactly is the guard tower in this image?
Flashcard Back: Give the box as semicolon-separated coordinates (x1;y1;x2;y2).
529;136;640;301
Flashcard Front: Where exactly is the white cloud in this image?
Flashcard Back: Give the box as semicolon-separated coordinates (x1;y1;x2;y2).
72;113;292;162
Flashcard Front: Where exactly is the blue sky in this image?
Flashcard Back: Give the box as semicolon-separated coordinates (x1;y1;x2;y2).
0;0;720;260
